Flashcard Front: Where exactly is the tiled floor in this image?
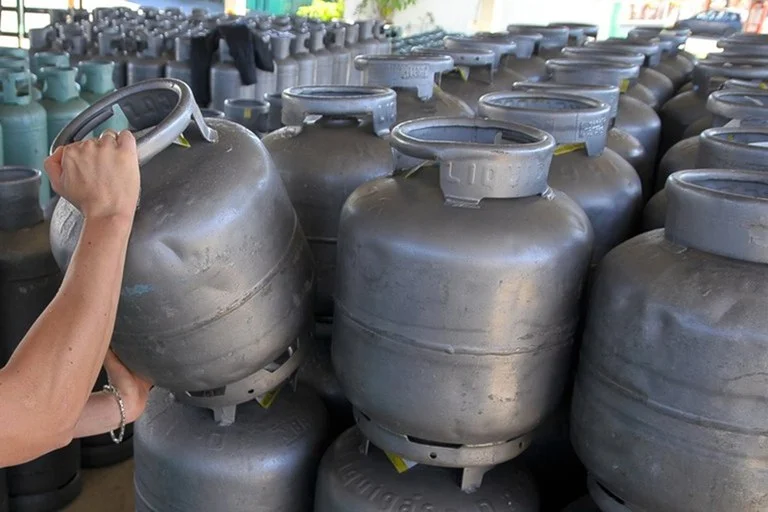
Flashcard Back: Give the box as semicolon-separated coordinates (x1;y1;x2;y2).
64;460;135;512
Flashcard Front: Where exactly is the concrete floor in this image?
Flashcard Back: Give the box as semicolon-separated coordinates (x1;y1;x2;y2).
64;460;135;512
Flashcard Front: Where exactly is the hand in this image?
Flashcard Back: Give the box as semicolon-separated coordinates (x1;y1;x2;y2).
44;130;140;221
103;349;152;424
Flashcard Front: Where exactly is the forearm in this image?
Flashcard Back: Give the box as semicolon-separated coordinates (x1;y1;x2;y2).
6;215;133;437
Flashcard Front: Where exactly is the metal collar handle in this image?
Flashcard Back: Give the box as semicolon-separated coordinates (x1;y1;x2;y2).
665;168;768;264
281;85;396;136
507;25;568;49
717;39;768;53
697;127;768;172
52;78;218;165
705;53;768;66
692;61;768;98
0;69;32;105
593;39;662;67
355;55;454;100
390;117;555;205
507;34;540;59
546;58;640;89
477;91;610;156
411;47;496;82
512;81;620;119
561;46;646;68
707;90;768;127
443;36;515;71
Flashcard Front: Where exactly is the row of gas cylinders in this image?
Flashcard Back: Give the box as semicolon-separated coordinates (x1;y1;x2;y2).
31;9;393;113
3;22;768;512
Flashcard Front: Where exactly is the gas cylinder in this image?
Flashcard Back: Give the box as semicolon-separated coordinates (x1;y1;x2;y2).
547;24;587;47
508;24;569;59
309;25;333;85
500;32;547;82
263;86;396;332
265;92;283;132
95;28;127;88
39;67;90;147
0;70;48;205
590;38;675;107
210;37;256;112
50;79;315;424
511;81;652;200
0;167;82;512
550;22;599;42
344;23;364;86
135;385;329;512
573;168;768;512
315;428;540;511
659;60;768;156
546;58;662;177
77;60;129;135
410;46;508;113
656;89;768;192
328;24;351;85
645;126;768;231
291;30;317;87
333;117;593;488
443;34;527;84
0;47;29;61
356;54;473;124
372;20;391;55
200;107;225;118
356;20;378;57
628;28;692;89
164;33;192;90
273;32;299;94
223;98;269;136
297;338;351;437
479;91;642;262
30;51;70;81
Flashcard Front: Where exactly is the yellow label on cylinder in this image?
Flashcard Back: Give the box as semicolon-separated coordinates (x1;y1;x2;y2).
256;386;282;409
760;82;768;90
384;452;418;474
244;108;252;119
554;142;586;156
620;79;630;93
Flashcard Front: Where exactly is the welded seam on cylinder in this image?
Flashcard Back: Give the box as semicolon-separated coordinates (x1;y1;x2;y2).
581;358;768;436
114;214;311;338
334;302;575;356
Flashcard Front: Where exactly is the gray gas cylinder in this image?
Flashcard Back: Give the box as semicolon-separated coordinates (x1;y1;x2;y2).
210;37;256;112
355;19;378;57
573;168;768;512
344;22;364;86
328;24;351;85
223;98;269;136
628;28;692;89
273;32;298;94
263;86;396;332
372;20;391;55
659;59;768;157
315;428;540;512
546;58;663;168
508;24;569;59
0;167;82;512
443;33;528;84
265;92;284;132
550;22;599;42
252;30;276;102
291;30;317;86
656;89;768;192
333;117;593;491
309;25;333;85
199;107;225;118
645;126;768;231
479;91;642;263
165;33;192;89
49;79;314;425
503;32;547;82
511;80;652;201
127;32;167;85
95;28;127;87
135;385;329;512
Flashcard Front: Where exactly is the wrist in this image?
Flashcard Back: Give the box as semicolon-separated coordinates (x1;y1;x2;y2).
83;212;135;234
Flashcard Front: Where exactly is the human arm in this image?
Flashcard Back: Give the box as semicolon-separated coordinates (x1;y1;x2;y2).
0;131;144;466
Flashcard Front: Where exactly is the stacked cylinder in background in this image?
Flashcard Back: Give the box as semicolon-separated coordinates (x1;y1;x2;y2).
2;6;768;512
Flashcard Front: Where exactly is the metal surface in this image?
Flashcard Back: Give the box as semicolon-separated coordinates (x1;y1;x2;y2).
210;39;257;112
328;25;351;86
645;127;768;231
344;23;364;86
0;167;81;512
264;86;395;328
547;58;662;166
39;67;91;147
333;117;593;473
223;98;269;136
478;91;642;261
49;79;315;416
0;71;50;205
309;27;333;85
314;428;540;511
135;386;329;512
273;33;298;95
572;169;768;512
659;60;768;156
265;92;284;132
292;31;317;87
655;89;768;193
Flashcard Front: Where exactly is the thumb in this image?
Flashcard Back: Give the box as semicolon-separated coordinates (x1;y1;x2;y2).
44;147;65;191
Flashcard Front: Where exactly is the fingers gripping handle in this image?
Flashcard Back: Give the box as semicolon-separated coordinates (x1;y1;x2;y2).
52;78;218;164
